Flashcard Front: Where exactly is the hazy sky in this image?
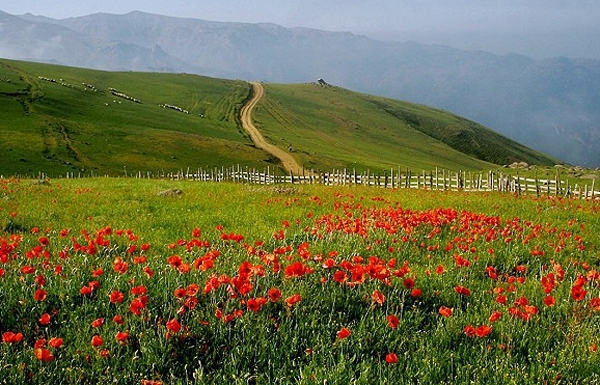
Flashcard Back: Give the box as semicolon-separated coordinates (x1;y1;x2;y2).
2;0;599;59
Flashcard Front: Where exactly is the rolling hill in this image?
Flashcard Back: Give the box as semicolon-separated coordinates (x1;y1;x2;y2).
0;59;558;177
2;10;599;167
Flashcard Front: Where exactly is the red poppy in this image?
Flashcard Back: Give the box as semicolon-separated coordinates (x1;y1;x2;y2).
267;288;281;302
489;311;502;323
571;285;587;301
337;327;351;340
463;325;476;337
2;332;23;343
166;318;181;333
439;306;453;318
91;334;103;347
411;288;422;298
91;318;105;328
544;295;556;307
39;313;51;326
387;315;399;329
110;290;125;304
34;347;54;362
113;314;124;325
372;290;385;305
115;331;129;344
285;294;302;307
475;325;492;338
385;352;398;364
48;337;63;349
454;286;471;296
34;289;47;302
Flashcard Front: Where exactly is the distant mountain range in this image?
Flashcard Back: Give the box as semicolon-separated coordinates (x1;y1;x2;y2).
2;10;599;167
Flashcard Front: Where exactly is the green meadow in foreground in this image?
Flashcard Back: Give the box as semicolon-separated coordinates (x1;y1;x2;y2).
1;177;600;384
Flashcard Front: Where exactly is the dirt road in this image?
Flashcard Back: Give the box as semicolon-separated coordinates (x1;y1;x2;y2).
240;82;302;175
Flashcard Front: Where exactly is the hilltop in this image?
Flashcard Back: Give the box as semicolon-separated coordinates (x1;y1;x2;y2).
0;59;558;177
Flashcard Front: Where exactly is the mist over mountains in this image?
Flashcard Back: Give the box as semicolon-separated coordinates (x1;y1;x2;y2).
2;10;600;167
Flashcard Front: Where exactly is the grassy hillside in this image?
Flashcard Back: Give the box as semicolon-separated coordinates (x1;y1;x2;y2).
253;83;559;172
0;59;559;177
0;59;269;177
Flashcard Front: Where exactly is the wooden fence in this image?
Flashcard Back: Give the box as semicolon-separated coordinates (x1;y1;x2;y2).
36;165;598;199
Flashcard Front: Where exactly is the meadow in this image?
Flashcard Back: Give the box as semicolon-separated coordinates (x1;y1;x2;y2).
1;177;600;384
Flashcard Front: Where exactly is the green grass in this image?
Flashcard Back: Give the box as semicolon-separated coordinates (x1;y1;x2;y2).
1;59;560;179
253;83;559;172
1;177;600;384
0;59;269;177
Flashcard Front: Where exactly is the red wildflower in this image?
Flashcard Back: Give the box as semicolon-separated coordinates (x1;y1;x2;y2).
34;289;47;302
267;287;281;302
372;290;386;305
115;331;129;344
571;285;587;301
439;306;453;318
91;334;103;347
489;311;502;323
166;318;181;333
475;325;492;338
385;352;399;364
285;294;302;307
39;313;51;326
48;337;63;349
411;288;422;297
113;314;124;325
337;327;351;340
110;290;125;304
91;318;105;328
386;314;399;329
34;347;54;362
455;285;471;296
2;332;23;343
544;295;556;307
463;325;476;337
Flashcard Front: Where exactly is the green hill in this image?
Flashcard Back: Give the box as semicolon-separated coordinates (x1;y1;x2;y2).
0;59;559;177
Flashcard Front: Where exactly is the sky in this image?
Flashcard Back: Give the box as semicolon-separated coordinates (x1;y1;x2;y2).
2;0;599;59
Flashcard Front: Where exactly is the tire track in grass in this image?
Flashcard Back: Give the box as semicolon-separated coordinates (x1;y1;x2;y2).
240;82;302;175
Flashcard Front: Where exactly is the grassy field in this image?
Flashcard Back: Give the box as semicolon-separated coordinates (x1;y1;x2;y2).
1;177;599;384
0;59;269;177
252;83;558;172
1;59;560;179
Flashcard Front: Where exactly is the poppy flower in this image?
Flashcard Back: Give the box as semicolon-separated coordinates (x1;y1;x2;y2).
166;318;181;333
372;290;385;305
571;285;587;301
113;314;124;325
475;325;492;338
337;327;351;340
91;318;105;328
91;334;103;347
439;306;453;318
544;295;556;307
39;313;51;326
489;311;502;323
387;315;399;329
2;332;23;343
454;286;471;296
34;347;54;362
267;288;281;302
48;337;63;349
34;289;47;301
385;352;398;364
110;290;125;304
115;331;129;344
285;294;302;307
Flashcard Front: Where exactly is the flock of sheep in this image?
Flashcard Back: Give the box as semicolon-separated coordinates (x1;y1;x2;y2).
38;75;202;117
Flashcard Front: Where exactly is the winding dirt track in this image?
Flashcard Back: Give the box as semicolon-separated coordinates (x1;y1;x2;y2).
240;82;301;175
